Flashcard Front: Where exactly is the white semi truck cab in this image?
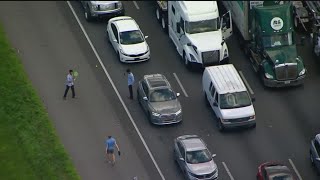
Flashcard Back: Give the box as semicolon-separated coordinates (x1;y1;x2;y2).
165;1;233;68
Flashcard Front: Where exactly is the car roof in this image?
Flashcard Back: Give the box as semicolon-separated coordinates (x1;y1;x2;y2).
144;74;170;89
205;64;247;94
265;165;292;178
110;16;139;32
178;135;207;151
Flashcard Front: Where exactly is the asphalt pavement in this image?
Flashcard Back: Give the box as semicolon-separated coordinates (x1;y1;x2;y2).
1;1;320;180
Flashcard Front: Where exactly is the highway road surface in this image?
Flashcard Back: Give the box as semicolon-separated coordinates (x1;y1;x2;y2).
0;1;320;180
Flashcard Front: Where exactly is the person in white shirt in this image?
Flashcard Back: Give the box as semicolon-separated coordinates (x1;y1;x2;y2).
63;69;75;100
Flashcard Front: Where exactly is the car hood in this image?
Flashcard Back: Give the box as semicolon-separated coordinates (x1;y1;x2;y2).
187;160;217;175
185;31;222;52
221;105;255;119
120;42;148;55
150;100;181;114
265;45;298;65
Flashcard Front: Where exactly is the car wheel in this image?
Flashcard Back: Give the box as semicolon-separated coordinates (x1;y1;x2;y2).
310;151;315;165
217;119;224;132
84;6;93;22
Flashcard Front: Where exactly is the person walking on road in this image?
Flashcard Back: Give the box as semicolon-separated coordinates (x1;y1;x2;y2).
63;69;75;100
105;136;120;165
127;69;135;100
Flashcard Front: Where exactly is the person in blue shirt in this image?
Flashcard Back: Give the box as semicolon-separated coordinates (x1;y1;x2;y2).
105;136;120;165
63;69;75;100
127;69;135;100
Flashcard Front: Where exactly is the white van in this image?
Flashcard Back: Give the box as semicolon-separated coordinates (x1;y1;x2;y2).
202;64;256;131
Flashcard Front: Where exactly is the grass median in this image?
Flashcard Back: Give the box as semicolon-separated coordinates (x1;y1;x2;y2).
0;24;80;180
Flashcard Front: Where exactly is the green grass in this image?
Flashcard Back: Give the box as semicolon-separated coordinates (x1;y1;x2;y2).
0;23;80;180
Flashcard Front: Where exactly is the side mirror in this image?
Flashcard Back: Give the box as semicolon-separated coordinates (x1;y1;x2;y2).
187;42;192;46
221;41;225;46
143;97;148;101
316;158;320;161
113;39;117;43
176;93;180;97
213;102;218;107
145;36;149;39
212;154;217;158
251;97;256;102
179;157;184;161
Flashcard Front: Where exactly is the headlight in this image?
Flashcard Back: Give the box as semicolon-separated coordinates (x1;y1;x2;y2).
120;48;130;56
221;119;229;122
299;68;306;76
175;109;182;115
152;112;161;117
264;73;273;79
117;2;123;9
92;4;98;11
190;54;196;62
223;49;228;58
249;115;255;119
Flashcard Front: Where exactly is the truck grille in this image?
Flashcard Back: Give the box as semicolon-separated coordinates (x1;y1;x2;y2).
99;4;116;11
275;64;298;81
202;50;219;65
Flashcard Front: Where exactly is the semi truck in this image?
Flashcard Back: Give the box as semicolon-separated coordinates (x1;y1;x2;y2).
222;1;306;87
155;1;233;68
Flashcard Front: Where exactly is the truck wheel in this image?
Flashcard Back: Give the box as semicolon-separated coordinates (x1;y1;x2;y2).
85;6;93;22
156;7;161;22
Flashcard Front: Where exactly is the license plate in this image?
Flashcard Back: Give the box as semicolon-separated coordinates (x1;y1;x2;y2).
135;58;140;60
284;80;291;84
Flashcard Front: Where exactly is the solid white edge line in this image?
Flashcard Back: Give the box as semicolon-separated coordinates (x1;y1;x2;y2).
222;162;235;180
173;73;189;97
238;71;254;95
66;2;165;180
288;158;303;180
133;1;140;10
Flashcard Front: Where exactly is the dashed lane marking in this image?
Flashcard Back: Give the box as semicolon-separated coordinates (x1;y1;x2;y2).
238;70;254;95
67;2;165;180
222;162;235;180
133;1;140;10
288;158;303;180
173;73;189;97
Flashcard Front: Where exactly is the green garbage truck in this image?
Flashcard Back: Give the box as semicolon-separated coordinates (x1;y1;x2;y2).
222;1;306;87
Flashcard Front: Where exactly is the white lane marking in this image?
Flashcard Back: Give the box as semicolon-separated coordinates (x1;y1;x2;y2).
66;2;165;180
222;162;235;180
133;1;140;10
173;73;189;97
288;158;303;180
238;71;254;95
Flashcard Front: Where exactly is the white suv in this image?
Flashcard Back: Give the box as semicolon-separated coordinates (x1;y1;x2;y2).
107;16;150;63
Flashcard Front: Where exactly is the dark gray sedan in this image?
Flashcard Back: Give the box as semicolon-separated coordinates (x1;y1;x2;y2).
310;133;320;173
137;74;182;125
174;135;218;180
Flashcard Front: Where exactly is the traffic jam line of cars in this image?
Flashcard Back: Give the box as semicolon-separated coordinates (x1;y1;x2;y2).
72;0;320;179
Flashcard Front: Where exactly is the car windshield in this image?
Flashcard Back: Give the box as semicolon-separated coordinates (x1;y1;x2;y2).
262;32;293;48
220;91;251;109
185;18;219;34
186;149;212;164
120;30;144;45
149;89;176;102
269;173;293;180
